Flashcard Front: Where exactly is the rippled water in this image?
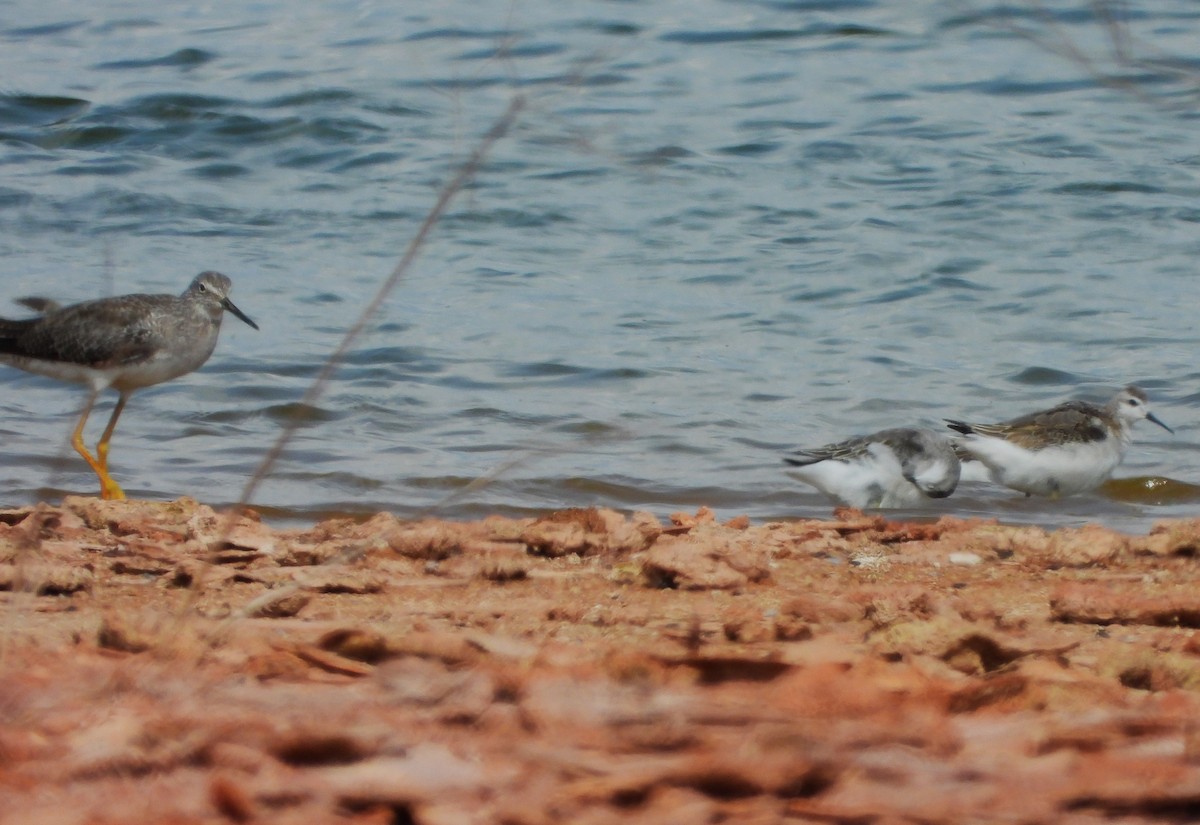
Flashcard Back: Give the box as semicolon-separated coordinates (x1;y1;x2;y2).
1;1;1199;530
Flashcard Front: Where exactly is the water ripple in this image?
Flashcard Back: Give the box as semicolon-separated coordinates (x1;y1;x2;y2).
0;0;1195;534
96;48;215;71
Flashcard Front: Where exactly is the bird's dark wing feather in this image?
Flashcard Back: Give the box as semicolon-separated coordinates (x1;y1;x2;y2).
784;434;872;467
4;295;168;368
946;401;1107;448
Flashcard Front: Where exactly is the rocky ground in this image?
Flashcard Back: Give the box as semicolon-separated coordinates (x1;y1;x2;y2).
3;497;1200;823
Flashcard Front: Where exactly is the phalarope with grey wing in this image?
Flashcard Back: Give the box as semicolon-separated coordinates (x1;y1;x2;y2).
0;271;258;500
784;427;961;509
945;385;1171;498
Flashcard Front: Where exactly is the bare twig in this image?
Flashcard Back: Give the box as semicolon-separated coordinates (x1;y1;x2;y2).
231;94;526;521
173;96;528;623
983;0;1200;107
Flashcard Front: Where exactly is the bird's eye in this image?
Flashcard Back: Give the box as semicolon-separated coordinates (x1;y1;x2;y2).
197;283;207;293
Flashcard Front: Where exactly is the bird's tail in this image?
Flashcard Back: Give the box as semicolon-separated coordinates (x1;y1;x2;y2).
0;316;39;355
944;419;974;436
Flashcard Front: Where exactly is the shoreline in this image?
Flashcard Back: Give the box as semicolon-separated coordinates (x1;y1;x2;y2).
3;496;1200;822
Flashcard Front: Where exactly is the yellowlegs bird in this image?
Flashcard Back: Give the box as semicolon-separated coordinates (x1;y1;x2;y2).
784;427;961;508
945;385;1172;498
0;271;258;500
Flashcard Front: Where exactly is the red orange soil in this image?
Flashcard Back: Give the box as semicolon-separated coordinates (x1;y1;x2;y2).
4;497;1200;823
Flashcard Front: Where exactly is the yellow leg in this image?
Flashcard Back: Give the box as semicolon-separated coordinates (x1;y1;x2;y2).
71;391;127;501
95;393;129;500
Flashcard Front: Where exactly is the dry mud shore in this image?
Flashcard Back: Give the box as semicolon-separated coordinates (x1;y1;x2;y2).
4;497;1200;823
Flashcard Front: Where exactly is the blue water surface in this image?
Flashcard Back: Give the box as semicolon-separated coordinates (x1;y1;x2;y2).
1;0;1198;530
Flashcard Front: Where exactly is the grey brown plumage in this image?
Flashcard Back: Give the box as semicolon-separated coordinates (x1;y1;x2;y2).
785;427;961;508
945;386;1171;498
0;271;258;499
948;399;1117;449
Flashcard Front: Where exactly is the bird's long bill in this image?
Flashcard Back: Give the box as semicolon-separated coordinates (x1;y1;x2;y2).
223;297;260;330
1147;412;1174;434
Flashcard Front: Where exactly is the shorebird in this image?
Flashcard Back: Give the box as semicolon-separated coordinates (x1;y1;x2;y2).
784;427;961;509
0;271;258;500
944;385;1172;498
